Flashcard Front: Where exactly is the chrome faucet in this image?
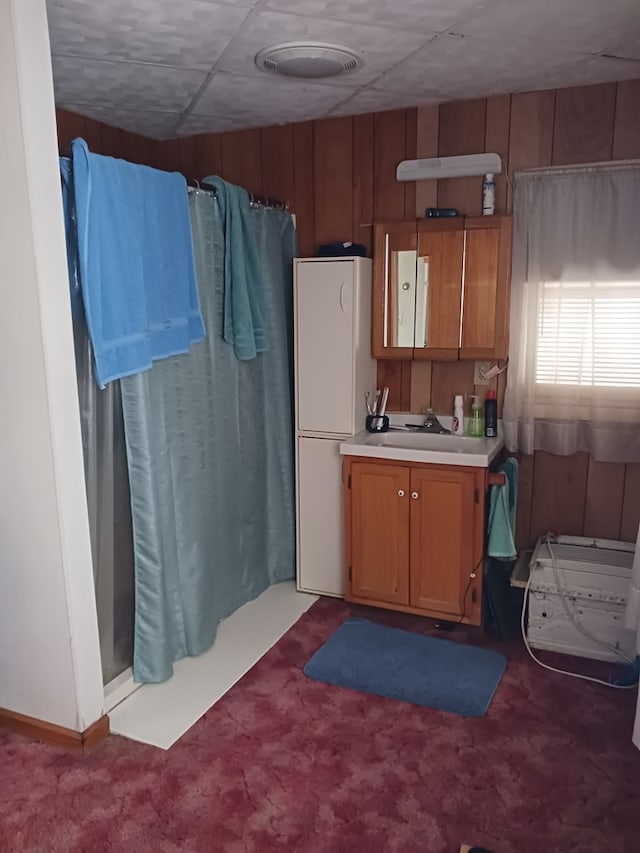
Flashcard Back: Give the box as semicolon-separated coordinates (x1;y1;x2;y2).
421;408;451;434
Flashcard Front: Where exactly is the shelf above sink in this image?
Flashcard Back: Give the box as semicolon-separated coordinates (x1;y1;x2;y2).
340;428;503;468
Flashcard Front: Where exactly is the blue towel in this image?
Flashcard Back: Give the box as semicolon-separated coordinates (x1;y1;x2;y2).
487;457;519;560
203;175;267;360
70;138;205;387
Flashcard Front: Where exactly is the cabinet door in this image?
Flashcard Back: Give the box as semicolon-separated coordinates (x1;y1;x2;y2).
460;217;512;359
415;222;464;358
295;260;355;434
297;437;344;596
373;220;464;361
349;462;410;605
372;222;417;358
409;467;477;616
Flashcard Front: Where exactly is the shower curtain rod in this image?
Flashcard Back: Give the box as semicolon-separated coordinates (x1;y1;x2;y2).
188;179;288;211
59;155;288;211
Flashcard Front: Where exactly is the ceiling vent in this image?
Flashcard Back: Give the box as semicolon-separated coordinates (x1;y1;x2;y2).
255;42;362;79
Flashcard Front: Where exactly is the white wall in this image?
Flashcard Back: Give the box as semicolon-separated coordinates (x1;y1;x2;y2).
0;0;103;731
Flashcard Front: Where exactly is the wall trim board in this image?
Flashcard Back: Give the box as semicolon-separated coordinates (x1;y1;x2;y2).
0;708;110;754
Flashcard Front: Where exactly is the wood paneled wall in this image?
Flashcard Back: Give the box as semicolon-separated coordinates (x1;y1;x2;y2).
55;80;640;547
515;454;640;551
152;109;418;284
56;107;159;166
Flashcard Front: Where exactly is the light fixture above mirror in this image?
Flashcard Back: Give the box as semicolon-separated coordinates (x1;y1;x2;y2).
396;154;502;182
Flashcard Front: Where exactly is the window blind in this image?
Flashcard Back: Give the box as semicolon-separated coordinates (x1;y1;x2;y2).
536;280;640;390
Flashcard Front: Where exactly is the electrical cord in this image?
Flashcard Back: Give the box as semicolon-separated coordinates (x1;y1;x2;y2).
544;533;635;664
435;557;481;630
453;570;473;626
521;534;637;689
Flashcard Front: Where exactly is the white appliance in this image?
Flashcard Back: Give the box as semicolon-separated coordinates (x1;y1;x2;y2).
294;257;376;597
526;535;636;663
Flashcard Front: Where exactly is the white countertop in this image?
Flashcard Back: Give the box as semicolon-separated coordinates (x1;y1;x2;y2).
339;414;503;468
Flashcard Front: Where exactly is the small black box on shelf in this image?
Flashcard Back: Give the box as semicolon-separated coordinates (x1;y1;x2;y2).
424;207;460;218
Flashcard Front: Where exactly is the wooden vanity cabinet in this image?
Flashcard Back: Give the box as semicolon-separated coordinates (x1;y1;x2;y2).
372;215;512;361
344;456;485;626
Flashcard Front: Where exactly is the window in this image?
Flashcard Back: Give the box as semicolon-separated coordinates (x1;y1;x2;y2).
503;164;640;462
536;279;640;389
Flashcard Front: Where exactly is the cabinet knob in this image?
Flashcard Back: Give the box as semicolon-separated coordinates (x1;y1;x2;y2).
397;489;405;497
411;491;419;500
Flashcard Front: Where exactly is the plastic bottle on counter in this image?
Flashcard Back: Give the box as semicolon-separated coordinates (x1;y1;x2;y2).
484;389;498;438
452;394;464;435
468;395;484;437
482;173;495;216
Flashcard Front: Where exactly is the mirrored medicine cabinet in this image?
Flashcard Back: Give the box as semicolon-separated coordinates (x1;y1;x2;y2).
372;216;512;362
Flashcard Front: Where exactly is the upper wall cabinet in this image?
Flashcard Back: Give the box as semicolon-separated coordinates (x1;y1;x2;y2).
460;217;512;360
372;216;512;361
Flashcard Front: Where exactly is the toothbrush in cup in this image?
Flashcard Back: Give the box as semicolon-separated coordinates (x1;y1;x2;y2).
378;387;389;418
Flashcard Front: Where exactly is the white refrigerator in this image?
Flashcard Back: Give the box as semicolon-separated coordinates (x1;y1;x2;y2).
294;257;376;597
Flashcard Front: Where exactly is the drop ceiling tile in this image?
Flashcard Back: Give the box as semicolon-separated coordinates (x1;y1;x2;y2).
216;9;433;87
453;0;640;55
47;0;250;69
60;104;181;139
47;0;640;139
190;0;256;5
328;88;438;117
52;56;207;111
176;114;268;136
516;54;640;93
373;34;586;100
609;38;640;61
191;71;351;125
261;0;488;35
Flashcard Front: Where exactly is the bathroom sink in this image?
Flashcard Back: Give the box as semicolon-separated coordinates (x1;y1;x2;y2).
376;431;487;452
339;428;503;467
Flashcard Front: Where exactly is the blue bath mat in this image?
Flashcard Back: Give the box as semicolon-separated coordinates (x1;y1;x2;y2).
303;618;506;717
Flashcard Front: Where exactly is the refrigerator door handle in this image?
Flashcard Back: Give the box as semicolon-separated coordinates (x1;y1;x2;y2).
339;282;346;313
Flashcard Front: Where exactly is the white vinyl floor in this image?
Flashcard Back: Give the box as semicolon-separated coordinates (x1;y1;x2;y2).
108;581;318;750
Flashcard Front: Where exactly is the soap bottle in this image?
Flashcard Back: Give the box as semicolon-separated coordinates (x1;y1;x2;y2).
482;173;495;216
468;395;484;437
452;394;464;435
484;389;498;438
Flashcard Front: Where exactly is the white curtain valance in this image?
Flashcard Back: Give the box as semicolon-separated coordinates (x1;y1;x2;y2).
503;163;640;463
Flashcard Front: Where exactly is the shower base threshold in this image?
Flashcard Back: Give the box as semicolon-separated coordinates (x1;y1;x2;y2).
104;667;142;714
107;581;317;749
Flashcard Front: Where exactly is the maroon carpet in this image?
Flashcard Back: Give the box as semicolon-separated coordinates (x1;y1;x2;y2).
1;597;639;853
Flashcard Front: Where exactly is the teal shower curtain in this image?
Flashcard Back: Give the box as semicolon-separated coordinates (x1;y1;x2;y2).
121;192;297;683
